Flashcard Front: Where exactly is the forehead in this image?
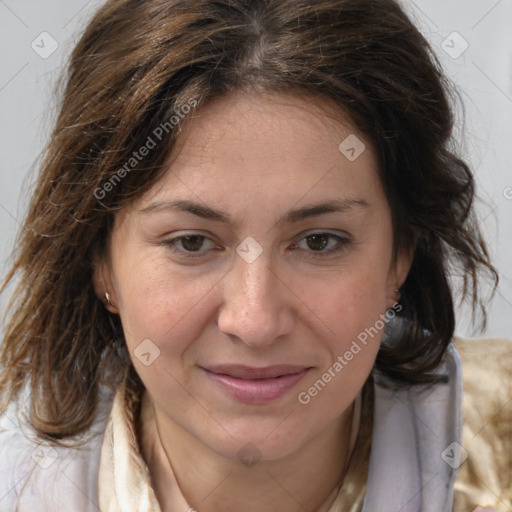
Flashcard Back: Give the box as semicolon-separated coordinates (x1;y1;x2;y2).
137;92;382;208
201;93;356;151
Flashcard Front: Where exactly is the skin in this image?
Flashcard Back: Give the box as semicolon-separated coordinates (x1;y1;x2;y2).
94;91;412;512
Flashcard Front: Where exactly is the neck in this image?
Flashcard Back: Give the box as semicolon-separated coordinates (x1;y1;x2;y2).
141;395;357;512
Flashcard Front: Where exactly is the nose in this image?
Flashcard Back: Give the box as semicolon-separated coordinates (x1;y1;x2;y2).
217;251;295;348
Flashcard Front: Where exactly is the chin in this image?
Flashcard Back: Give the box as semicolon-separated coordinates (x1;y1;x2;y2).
196;416;314;464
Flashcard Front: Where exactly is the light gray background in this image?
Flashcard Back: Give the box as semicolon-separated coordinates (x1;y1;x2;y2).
0;0;511;339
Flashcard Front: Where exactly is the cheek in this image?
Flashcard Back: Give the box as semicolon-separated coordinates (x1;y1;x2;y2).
294;268;390;408
113;255;214;357
297;267;390;346
294;276;386;421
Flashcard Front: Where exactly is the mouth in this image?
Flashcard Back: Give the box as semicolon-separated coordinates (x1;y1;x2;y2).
200;364;311;404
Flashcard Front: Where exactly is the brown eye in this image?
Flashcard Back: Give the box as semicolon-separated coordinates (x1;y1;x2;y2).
180;235;206;252
162;234;218;259
305;234;330;251
292;231;352;258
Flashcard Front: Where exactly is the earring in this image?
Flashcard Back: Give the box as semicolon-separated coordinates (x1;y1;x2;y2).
105;292;113;306
394;288;401;301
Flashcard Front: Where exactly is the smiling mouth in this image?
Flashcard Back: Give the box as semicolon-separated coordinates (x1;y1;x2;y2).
201;364;311;404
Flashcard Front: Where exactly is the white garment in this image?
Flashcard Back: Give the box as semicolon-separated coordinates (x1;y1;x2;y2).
0;344;462;512
364;343;462;511
0;386;112;512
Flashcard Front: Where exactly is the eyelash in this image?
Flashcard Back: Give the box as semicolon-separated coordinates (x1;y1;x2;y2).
161;232;352;260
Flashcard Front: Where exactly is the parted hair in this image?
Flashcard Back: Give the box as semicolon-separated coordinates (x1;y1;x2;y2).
0;0;497;440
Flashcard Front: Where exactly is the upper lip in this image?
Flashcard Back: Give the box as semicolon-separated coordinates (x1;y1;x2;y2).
202;364;309;380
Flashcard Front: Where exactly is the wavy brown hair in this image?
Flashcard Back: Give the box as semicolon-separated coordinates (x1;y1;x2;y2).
0;0;498;440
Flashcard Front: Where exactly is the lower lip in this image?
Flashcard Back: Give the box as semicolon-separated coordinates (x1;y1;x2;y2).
202;368;310;405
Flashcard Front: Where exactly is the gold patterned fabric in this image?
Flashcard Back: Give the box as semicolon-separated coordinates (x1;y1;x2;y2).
97;337;512;511
452;337;512;511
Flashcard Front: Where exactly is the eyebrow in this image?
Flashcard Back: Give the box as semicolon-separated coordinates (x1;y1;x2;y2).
139;198;370;225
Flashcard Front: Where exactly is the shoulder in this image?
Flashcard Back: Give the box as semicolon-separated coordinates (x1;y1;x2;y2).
452;336;512;511
0;385;114;512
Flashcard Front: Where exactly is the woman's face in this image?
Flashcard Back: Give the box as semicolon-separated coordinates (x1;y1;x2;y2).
97;92;410;461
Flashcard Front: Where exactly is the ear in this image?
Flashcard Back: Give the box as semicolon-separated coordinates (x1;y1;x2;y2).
92;252;119;315
386;244;414;309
